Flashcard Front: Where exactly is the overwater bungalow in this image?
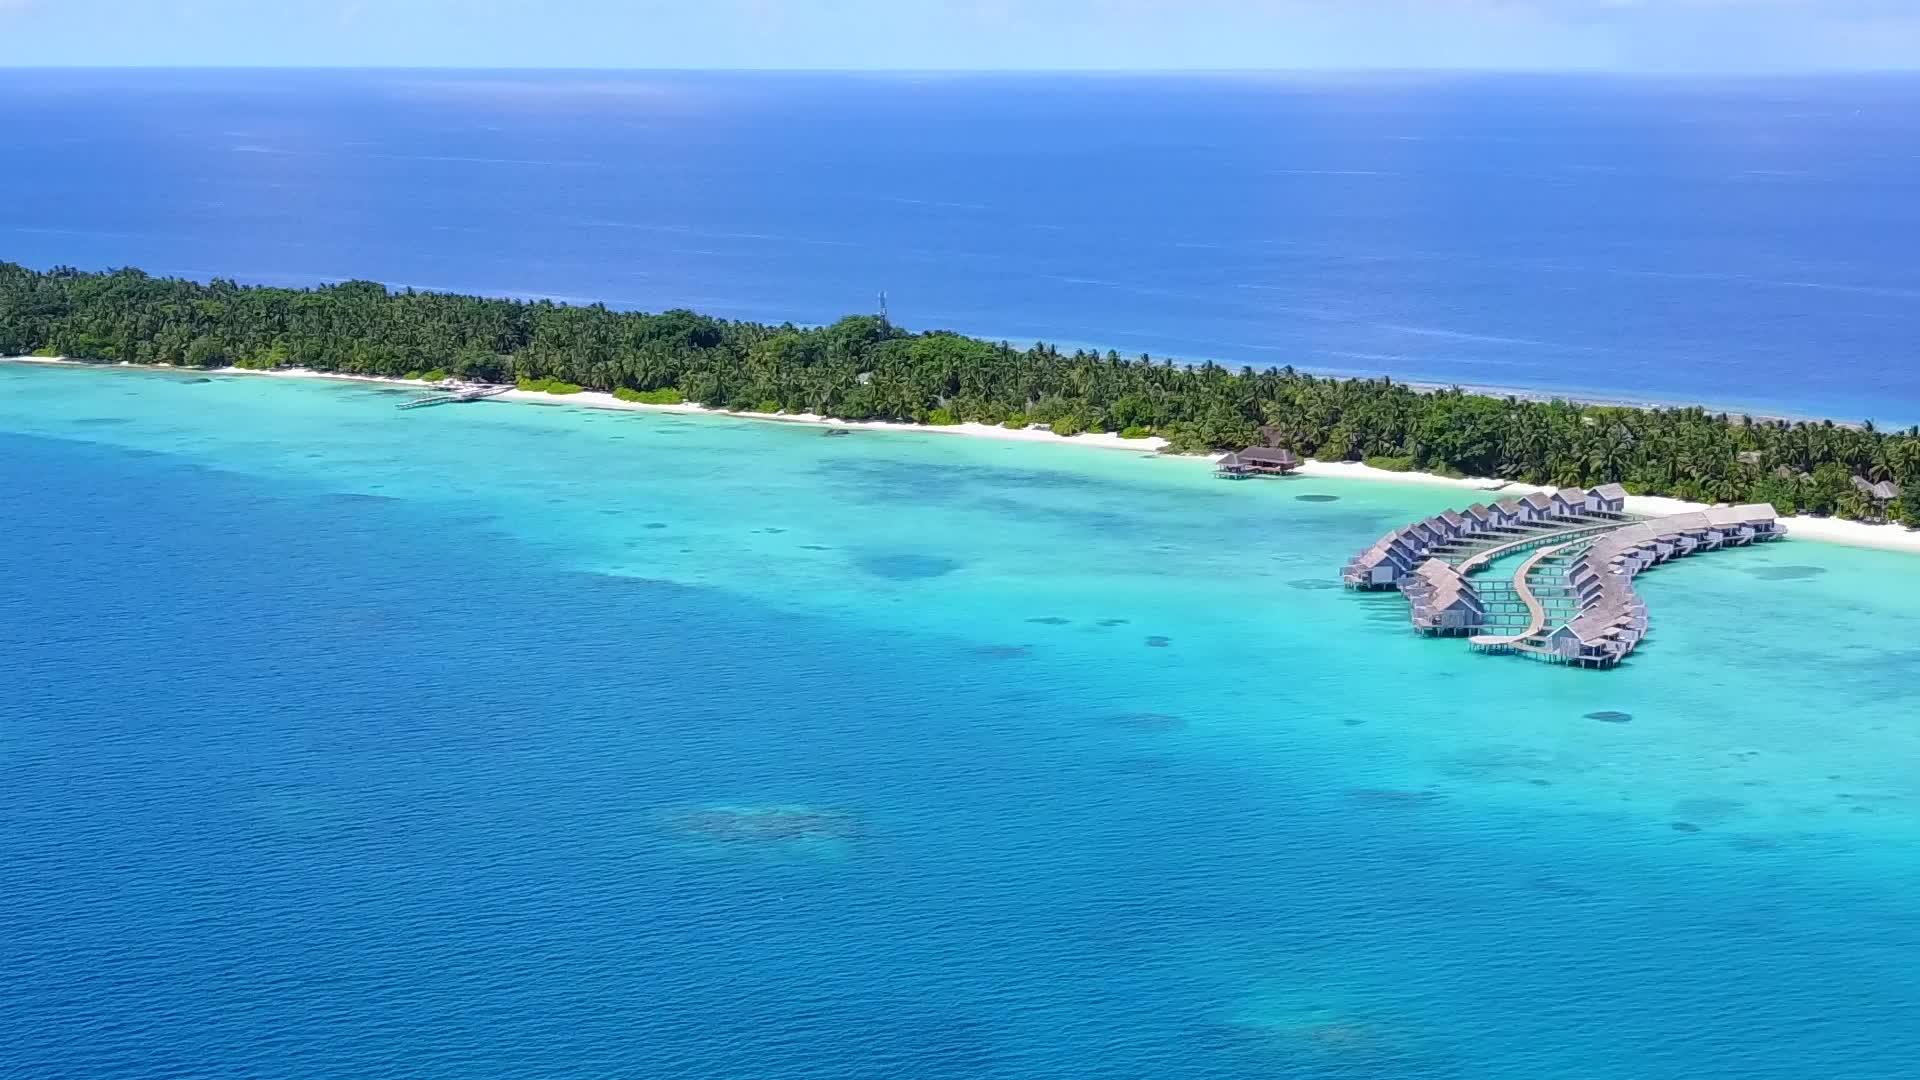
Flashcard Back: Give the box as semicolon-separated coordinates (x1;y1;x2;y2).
1343;532;1423;589
1215;447;1301;479
1444;501;1784;669
1587;483;1628;514
1544;622;1619;666
1705;505;1769;543
1488;499;1527;529
1404;559;1484;635
1347;493;1783;665
1551;488;1588;518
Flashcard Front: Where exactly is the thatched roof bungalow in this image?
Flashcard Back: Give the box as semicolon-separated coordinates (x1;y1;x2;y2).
1216;447;1301;479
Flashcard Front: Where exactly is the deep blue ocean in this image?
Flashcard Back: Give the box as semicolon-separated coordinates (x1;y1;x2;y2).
5;364;1920;1078
4;69;1920;422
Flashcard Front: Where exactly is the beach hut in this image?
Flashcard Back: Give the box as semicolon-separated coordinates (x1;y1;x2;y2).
1857;480;1903;521
1521;492;1555;520
1488;499;1527;529
1462;503;1495;532
1217;447;1300;479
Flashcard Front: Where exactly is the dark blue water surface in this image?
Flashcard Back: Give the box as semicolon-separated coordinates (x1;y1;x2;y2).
4;69;1920;422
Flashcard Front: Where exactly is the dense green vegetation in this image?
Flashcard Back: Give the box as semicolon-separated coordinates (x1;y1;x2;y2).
4;262;1918;525
612;386;686;405
515;376;583;395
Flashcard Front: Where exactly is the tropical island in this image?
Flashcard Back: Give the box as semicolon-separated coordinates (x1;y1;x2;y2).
3;261;1916;525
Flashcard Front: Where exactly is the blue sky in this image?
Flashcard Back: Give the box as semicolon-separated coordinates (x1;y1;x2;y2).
4;0;1918;71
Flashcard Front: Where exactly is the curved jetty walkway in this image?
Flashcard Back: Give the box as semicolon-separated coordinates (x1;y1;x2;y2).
1466;542;1569;648
1342;486;1784;670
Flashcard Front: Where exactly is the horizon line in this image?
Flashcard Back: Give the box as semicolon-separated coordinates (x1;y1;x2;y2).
5;64;1920;78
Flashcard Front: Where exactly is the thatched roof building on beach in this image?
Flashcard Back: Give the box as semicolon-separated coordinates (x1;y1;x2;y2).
1215;447;1301;479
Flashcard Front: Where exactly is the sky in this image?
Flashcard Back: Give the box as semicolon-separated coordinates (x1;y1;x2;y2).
3;0;1919;72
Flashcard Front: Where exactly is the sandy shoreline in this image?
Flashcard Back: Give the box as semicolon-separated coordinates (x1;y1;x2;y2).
1289;461;1920;553
9;355;1919;555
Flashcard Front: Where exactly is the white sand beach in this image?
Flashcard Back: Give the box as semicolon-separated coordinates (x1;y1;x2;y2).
10;355;1920;555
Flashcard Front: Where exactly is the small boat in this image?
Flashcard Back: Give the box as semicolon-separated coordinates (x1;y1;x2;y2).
823;428;852;437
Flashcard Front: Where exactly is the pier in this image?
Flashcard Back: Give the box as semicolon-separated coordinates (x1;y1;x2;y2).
397;383;512;410
1341;485;1783;670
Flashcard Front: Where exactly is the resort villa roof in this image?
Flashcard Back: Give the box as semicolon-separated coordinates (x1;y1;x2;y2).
1403;558;1485;633
1236;447;1300;467
1589;483;1628;510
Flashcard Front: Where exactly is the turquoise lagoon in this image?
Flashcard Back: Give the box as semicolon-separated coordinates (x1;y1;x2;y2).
4;361;1919;1078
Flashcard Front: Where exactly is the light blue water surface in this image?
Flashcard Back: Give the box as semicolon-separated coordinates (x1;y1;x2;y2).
4;70;1920;422
3;362;1919;1079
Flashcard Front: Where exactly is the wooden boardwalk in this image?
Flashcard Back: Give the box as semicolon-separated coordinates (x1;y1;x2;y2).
1454;521;1624;575
1466;541;1575;648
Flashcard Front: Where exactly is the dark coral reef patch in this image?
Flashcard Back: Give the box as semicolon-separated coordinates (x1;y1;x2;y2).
669;804;860;846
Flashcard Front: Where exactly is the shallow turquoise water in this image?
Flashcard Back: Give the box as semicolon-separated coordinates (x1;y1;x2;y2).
4;361;1919;1078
